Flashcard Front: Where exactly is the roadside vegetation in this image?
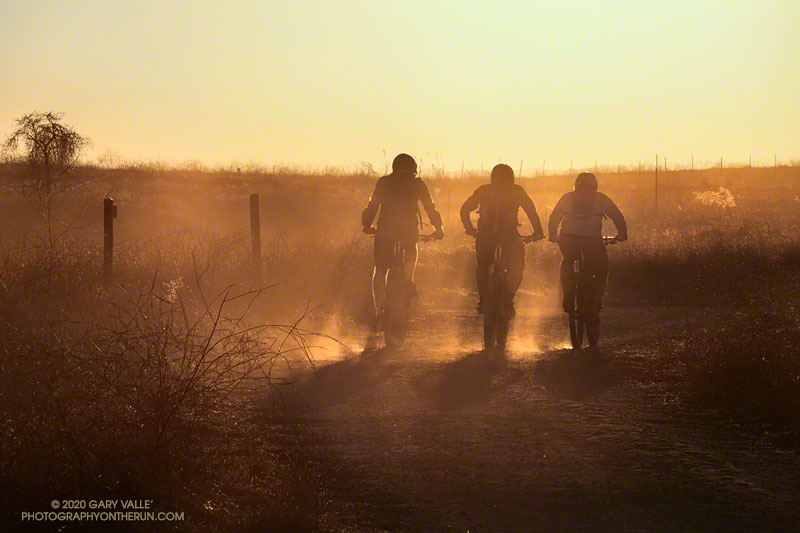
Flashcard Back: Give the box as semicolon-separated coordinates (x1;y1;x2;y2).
1;147;799;528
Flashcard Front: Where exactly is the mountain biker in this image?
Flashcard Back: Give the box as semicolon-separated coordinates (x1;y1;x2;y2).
548;172;628;349
460;163;545;319
362;153;445;328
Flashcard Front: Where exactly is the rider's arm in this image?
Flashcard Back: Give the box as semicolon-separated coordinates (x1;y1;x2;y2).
418;180;444;237
603;195;628;241
361;177;385;229
548;195;566;242
460;190;480;235
518;186;545;239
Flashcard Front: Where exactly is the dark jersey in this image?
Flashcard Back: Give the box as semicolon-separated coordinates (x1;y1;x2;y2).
460;183;543;236
362;173;443;241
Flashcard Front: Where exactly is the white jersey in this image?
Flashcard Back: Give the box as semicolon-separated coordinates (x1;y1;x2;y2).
548;191;627;239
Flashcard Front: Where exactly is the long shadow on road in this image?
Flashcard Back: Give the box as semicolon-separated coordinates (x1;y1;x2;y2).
270;345;400;415
414;349;524;410
532;348;625;401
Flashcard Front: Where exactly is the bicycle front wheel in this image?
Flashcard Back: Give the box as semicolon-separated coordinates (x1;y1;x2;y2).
572;285;588;350
484;309;497;350
384;280;410;348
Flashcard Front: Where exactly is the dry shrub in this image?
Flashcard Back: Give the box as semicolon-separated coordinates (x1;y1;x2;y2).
0;240;336;530
672;301;800;428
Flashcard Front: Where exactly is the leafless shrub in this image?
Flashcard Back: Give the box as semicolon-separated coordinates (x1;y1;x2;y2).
670;300;800;429
0;246;335;528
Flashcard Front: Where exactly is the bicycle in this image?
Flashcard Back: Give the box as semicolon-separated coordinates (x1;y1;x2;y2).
364;228;438;348
479;233;542;352
563;235;618;350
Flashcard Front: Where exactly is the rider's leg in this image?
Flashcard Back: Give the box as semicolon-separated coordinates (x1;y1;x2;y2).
503;235;526;319
401;241;419;295
372;237;393;323
475;232;494;313
558;235;580;313
372;265;388;317
583;239;609;346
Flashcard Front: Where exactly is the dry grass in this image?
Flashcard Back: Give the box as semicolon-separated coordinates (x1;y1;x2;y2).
1;160;800;527
0;230;342;529
669;283;800;430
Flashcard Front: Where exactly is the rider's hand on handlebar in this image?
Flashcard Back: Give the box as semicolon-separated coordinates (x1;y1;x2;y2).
464;227;478;237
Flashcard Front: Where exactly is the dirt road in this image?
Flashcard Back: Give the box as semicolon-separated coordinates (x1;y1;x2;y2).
276;307;800;531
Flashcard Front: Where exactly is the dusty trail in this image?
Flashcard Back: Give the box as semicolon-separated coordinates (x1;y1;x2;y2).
276;307;800;531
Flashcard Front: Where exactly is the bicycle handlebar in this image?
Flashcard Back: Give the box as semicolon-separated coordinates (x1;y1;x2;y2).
467;232;544;244
521;234;546;244
547;235;621;245
362;226;439;242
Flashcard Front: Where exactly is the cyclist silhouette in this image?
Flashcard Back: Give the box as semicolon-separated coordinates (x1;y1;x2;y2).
460;164;545;318
362;153;444;328
548;172;628;349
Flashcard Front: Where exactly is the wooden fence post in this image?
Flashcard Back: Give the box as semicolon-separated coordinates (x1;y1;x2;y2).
544;206;549;232
103;197;117;287
250;193;262;281
446;187;451;233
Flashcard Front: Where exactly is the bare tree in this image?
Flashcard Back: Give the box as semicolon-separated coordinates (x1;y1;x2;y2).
3;111;90;207
3;112;91;280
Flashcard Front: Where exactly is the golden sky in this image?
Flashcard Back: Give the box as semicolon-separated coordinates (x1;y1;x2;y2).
1;1;798;171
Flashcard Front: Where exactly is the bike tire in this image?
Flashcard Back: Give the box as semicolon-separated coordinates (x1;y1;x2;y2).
574;284;587;350
568;310;579;350
483;268;504;350
495;313;509;348
484;309;497;350
384;283;410;348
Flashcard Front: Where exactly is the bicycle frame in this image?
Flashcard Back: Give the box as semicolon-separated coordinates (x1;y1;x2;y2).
479;233;540;351
565;236;617;350
365;228;438;348
484;242;510;350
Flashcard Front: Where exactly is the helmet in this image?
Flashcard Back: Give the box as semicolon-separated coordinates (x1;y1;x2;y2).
392;153;417;174
490;164;514;186
574;172;598;192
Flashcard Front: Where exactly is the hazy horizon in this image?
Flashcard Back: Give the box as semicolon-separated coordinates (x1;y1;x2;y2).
2;1;798;171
